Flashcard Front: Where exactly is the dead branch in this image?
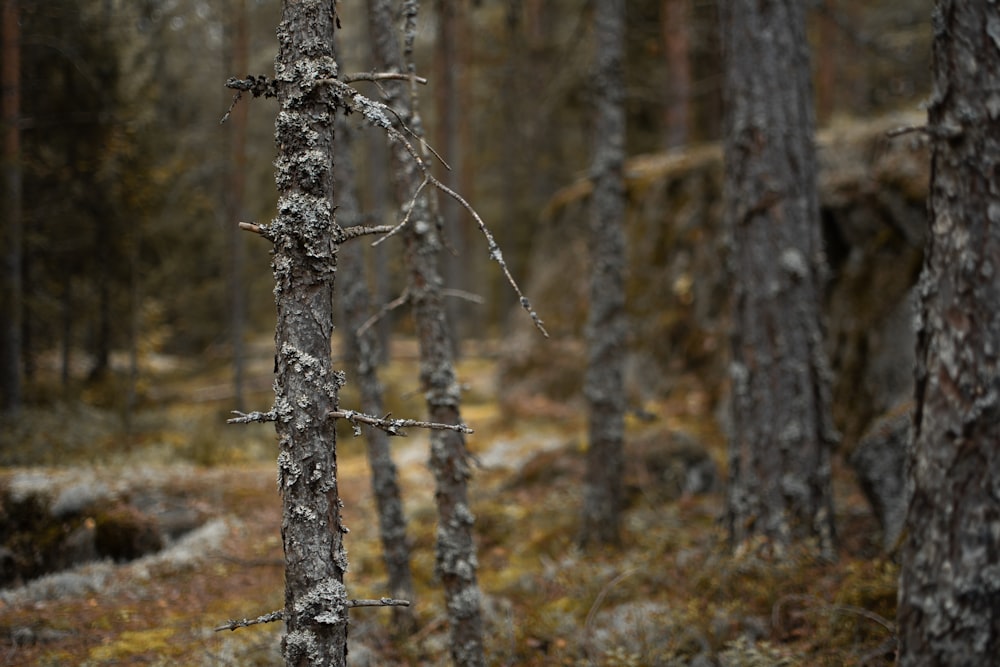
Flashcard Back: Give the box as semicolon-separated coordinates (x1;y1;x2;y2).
441;288;485;305
330;408;474;437
346;597;411;608
228;409;277;424
327;79;548;337
886;123;962;140
238;221;266;236
371;176;430;247
214;598;410;633
356;289;410;338
772;593;896;638
341;71;428;86
214;609;283;632
340;224;395;240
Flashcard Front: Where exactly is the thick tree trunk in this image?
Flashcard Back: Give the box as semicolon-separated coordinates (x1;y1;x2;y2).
334;110;416;635
720;0;837;559
1;0;21;413
271;2;347;664
580;0;627;548
897;3;1000;663
367;1;486;664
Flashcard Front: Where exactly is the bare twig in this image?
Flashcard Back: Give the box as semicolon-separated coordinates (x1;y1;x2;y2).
886;123;962;140
341;71;428;85
329;408;474;437
346;597;411;608
441;288;485;305
238;221;265;235
220;90;242;125
214;609;283;632
371;176;430;246
340;224;395;241
228;409;277;424
327;79;548;337
356;290;410;338
214;598;410;633
772;593;896;637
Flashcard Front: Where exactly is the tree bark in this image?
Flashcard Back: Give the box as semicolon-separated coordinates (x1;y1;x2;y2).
0;0;21;413
720;0;837;559
271;2;348;664
367;1;486;664
897;3;1000;663
334;109;416;635
580;0;628;549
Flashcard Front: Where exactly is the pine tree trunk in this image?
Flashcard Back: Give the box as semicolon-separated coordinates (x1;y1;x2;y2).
661;0;690;149
0;0;21;413
271;2;347;664
367;1;486;663
897;3;1000;663
580;0;628;548
334;110;416;635
720;0;837;559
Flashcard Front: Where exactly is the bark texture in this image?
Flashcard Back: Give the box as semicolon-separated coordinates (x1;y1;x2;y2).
271;2;347;664
720;0;837;558
580;0;627;548
334;110;416;634
367;1;485;664
897;3;1000;663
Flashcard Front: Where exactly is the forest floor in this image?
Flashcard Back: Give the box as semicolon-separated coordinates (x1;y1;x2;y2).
0;340;898;666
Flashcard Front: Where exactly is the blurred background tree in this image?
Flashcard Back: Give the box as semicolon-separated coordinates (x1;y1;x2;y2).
0;0;929;410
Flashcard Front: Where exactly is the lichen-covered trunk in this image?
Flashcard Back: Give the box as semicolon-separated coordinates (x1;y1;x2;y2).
334;111;416;634
580;0;627;548
720;0;837;559
366;1;485;664
272;2;347;665
897;3;1000;663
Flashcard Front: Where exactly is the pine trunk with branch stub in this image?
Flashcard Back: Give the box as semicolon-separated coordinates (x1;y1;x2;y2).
366;1;486;664
581;0;628;549
897;3;1000;663
271;2;348;664
720;0;837;559
334;110;416;635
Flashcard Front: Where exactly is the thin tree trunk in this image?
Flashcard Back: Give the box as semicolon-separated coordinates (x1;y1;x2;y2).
1;0;22;413
225;0;249;411
334;108;417;635
367;1;486;664
580;0;628;549
661;0;690;149
720;0;837;559
897;2;1000;663
271;3;347;664
434;0;469;344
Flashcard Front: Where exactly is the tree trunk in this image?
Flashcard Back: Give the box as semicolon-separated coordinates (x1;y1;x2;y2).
720;0;837;559
334;108;416;635
367;1;486;664
225;0;249;412
1;0;22;413
897;2;1000;663
661;0;690;149
580;0;628;549
271;2;347;664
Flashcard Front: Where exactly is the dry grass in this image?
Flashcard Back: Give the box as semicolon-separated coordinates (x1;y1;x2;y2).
0;341;897;666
